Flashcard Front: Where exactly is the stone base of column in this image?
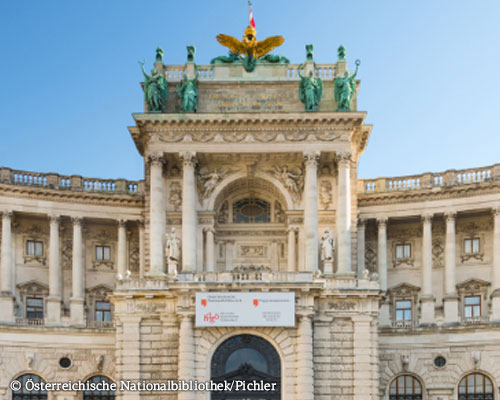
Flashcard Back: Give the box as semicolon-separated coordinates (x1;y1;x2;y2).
420;296;436;326
70;298;85;326
145;267;166;278
443;295;459;325
323;261;334;275
335;271;356;279
167;261;178;275
490;291;500;322
379;301;390;327
46;296;62;325
0;295;15;323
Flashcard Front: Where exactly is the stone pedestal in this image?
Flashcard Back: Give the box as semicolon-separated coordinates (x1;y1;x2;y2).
324;261;334;275
379;301;390;327
70;298;85;326
168;261;178;275
420;296;436;326
443;296;459;325
46;296;62;325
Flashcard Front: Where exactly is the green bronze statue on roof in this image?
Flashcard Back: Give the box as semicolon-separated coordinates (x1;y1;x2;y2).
334;59;360;111
139;61;168;113
298;65;323;112
177;70;199;113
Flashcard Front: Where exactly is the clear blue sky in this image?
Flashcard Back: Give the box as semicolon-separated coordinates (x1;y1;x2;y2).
1;1;499;181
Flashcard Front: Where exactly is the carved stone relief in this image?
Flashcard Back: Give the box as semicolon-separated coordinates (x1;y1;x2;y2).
237;244;267;258
267;165;303;201
432;238;444;267
198;166;235;200
365;243;377;272
168;181;182;211
319;180;333;210
217;201;229;224
129;241;140;272
274;201;285;223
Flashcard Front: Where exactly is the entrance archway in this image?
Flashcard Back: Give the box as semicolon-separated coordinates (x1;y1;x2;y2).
211;334;281;399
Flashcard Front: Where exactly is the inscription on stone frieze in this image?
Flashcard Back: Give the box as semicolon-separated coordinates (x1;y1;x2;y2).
207;92;290;112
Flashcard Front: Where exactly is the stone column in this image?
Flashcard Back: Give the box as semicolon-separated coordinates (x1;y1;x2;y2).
377;217;390;326
70;217;85;326
296;313;314;400
287;227;297;272
303;151;320;273
421;214;435;325
138;220;145;278
117;219;127;277
180;152;197;272
357;218;366;278
148;154;165;276
204;227;215;272
178;314;196;400
0;210;14;322
491;208;500;321
47;215;62;324
336;152;353;276
444;212;459;324
352;314;376;400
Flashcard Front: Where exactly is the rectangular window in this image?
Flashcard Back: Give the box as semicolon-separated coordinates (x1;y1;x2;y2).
395;300;412;321
464;296;481;318
26;297;44;319
96;245;111;261
95;301;111;322
395;243;411;259
26;240;43;256
464;238;480;254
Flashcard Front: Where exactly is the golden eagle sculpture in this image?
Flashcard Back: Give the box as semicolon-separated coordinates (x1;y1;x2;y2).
215;25;285;72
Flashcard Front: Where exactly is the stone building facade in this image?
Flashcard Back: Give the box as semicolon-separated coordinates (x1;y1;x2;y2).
1;44;500;400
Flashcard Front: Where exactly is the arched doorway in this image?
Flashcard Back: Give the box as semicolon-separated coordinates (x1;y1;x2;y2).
211;334;281;399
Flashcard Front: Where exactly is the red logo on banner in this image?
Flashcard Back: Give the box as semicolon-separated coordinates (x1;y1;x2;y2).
253;299;259;307
201;299;207;307
203;312;220;324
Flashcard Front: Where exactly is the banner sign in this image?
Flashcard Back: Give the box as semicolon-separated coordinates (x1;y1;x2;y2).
195;292;295;327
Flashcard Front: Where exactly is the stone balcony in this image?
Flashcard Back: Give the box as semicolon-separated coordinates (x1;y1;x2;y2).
0;167;144;195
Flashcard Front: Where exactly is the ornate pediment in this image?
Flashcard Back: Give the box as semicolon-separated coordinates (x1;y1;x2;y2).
387;283;420;298
87;284;113;298
17;280;49;296
456;278;490;294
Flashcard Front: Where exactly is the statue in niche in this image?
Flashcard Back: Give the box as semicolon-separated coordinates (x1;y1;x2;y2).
139;61;168;112
177;71;199;113
165;228;180;262
321;228;335;261
334;59;360;111
298;66;323;111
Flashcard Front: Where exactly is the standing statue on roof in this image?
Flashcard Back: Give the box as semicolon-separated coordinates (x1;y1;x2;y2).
298;65;323;112
334;59;360;112
139;61;168;112
177;70;199;113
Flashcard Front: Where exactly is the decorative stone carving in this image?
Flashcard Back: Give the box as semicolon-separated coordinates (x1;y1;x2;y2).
365;244;377;272
61;239;73;270
401;353;410;371
238;245;267;257
269;165;304;201
320;228;335;262
198;166;233;199
165;227;180;274
129;241;140;272
319;180;333;209
274;201;285;223
432;238;444;268
217;201;229;224
328;301;356;311
169;181;182;211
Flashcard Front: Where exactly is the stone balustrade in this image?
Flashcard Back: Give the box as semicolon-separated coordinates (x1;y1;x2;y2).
360;163;500;194
161;63;337;82
0;167;144;195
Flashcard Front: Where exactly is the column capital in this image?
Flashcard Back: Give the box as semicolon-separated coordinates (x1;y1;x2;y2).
137;219;145;228
1;210;13;220
146;152;166;166
422;213;433;224
377;217;388;227
71;216;83;226
444;212;456;223
303;151;320;168
287;227;298;234
180;151;197;167
203;227;215;234
117;219;127;228
48;214;61;224
492;207;500;218
336;151;353;167
357;217;367;227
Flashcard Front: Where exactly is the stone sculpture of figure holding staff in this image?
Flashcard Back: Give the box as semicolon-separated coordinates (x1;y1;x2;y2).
334;59;360;111
139;61;168;112
165;228;180;274
298;65;323;111
177;70;200;113
321;227;335;261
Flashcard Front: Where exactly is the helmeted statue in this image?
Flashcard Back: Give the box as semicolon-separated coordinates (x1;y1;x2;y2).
165;228;180;262
334;60;360;111
177;70;199;113
298;66;323;112
321;228;335;261
140;61;168;112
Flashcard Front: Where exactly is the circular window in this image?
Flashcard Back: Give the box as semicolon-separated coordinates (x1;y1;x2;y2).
59;357;72;369
434;356;446;368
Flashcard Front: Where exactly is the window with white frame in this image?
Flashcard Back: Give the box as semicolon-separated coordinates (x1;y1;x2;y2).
395;300;412;322
464;237;480;254
96;245;111;261
26;240;43;257
464;296;481;318
395;243;411;259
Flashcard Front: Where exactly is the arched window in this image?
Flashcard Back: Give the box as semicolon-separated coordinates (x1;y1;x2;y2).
12;374;47;400
459;373;493;400
211;334;280;399
389;375;422;400
232;198;270;223
83;376;115;400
